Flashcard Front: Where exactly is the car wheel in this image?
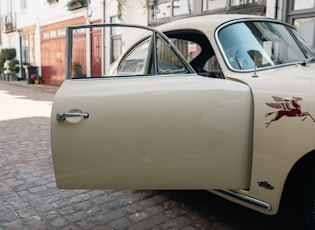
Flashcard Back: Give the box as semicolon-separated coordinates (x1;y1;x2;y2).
304;171;315;230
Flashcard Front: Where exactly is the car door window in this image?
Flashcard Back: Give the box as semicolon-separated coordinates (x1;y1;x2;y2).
118;39;150;75
156;35;189;75
117;34;191;76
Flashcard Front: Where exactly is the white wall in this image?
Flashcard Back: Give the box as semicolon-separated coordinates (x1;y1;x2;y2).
124;0;148;25
265;0;286;20
265;0;276;18
38;0;87;26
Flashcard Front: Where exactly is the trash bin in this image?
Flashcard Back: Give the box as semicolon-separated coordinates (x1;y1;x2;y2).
25;66;38;84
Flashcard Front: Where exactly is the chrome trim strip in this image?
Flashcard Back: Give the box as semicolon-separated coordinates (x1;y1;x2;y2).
216;189;272;211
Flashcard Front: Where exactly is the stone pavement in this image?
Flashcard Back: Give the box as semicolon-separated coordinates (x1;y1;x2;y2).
0;81;292;230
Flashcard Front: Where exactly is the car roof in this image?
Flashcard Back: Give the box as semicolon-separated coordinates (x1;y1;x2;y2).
156;14;264;33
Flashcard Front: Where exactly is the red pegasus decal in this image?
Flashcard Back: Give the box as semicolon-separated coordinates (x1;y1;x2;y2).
265;96;315;128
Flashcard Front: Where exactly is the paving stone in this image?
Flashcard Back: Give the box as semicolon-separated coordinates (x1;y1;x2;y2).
110;217;134;229
129;211;149;222
50;217;68;228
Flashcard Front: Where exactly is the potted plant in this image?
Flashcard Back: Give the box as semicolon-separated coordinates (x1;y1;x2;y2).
30;74;42;84
8;58;20;81
67;0;87;11
2;48;16;61
5;22;13;32
47;0;58;4
72;62;85;77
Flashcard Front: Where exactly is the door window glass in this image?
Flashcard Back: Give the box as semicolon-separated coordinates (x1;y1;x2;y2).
156;35;188;74
204;56;221;72
118;39;150;75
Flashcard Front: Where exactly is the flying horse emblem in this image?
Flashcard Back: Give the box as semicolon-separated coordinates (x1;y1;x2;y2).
265;96;315;128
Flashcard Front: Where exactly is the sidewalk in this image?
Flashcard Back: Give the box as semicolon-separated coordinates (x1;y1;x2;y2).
0;80;59;94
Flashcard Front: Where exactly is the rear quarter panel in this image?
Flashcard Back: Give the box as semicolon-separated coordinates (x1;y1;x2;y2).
217;65;315;214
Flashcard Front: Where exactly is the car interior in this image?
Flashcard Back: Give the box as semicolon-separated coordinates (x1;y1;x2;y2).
164;30;225;79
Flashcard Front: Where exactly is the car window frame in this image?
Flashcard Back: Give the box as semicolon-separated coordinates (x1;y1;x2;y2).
65;23;195;79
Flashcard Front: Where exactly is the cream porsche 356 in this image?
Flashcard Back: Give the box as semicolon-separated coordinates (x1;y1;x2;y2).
51;15;315;228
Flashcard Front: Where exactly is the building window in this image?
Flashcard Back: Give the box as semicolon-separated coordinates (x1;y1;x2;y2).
230;0;258;6
21;34;35;65
153;0;171;19
292;0;314;10
149;0;266;25
43;31;49;39
287;0;315;48
42;28;67;39
294;18;315;48
173;0;193;16
202;0;226;12
58;28;66;37
3;11;16;33
150;0;195;20
20;0;27;10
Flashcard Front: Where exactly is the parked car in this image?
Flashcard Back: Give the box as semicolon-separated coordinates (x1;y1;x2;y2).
51;14;315;229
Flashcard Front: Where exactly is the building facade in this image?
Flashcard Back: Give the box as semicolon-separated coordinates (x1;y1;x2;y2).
0;0;314;85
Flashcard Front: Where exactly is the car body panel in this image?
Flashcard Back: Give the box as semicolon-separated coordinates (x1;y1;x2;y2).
222;65;315;214
51;14;315;218
51;75;253;189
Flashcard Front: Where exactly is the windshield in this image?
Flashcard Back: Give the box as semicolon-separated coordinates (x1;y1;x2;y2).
218;21;315;71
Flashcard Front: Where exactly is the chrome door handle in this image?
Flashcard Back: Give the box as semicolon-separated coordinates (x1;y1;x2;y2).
56;112;89;121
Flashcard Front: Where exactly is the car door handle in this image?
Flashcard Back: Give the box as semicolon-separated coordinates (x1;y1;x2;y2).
56;112;89;121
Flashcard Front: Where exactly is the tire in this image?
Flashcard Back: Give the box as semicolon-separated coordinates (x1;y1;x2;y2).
304;172;315;230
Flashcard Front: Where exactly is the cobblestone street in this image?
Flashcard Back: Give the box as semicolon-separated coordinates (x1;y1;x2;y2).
0;81;294;229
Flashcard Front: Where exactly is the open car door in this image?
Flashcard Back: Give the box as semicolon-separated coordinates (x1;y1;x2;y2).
51;24;253;189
